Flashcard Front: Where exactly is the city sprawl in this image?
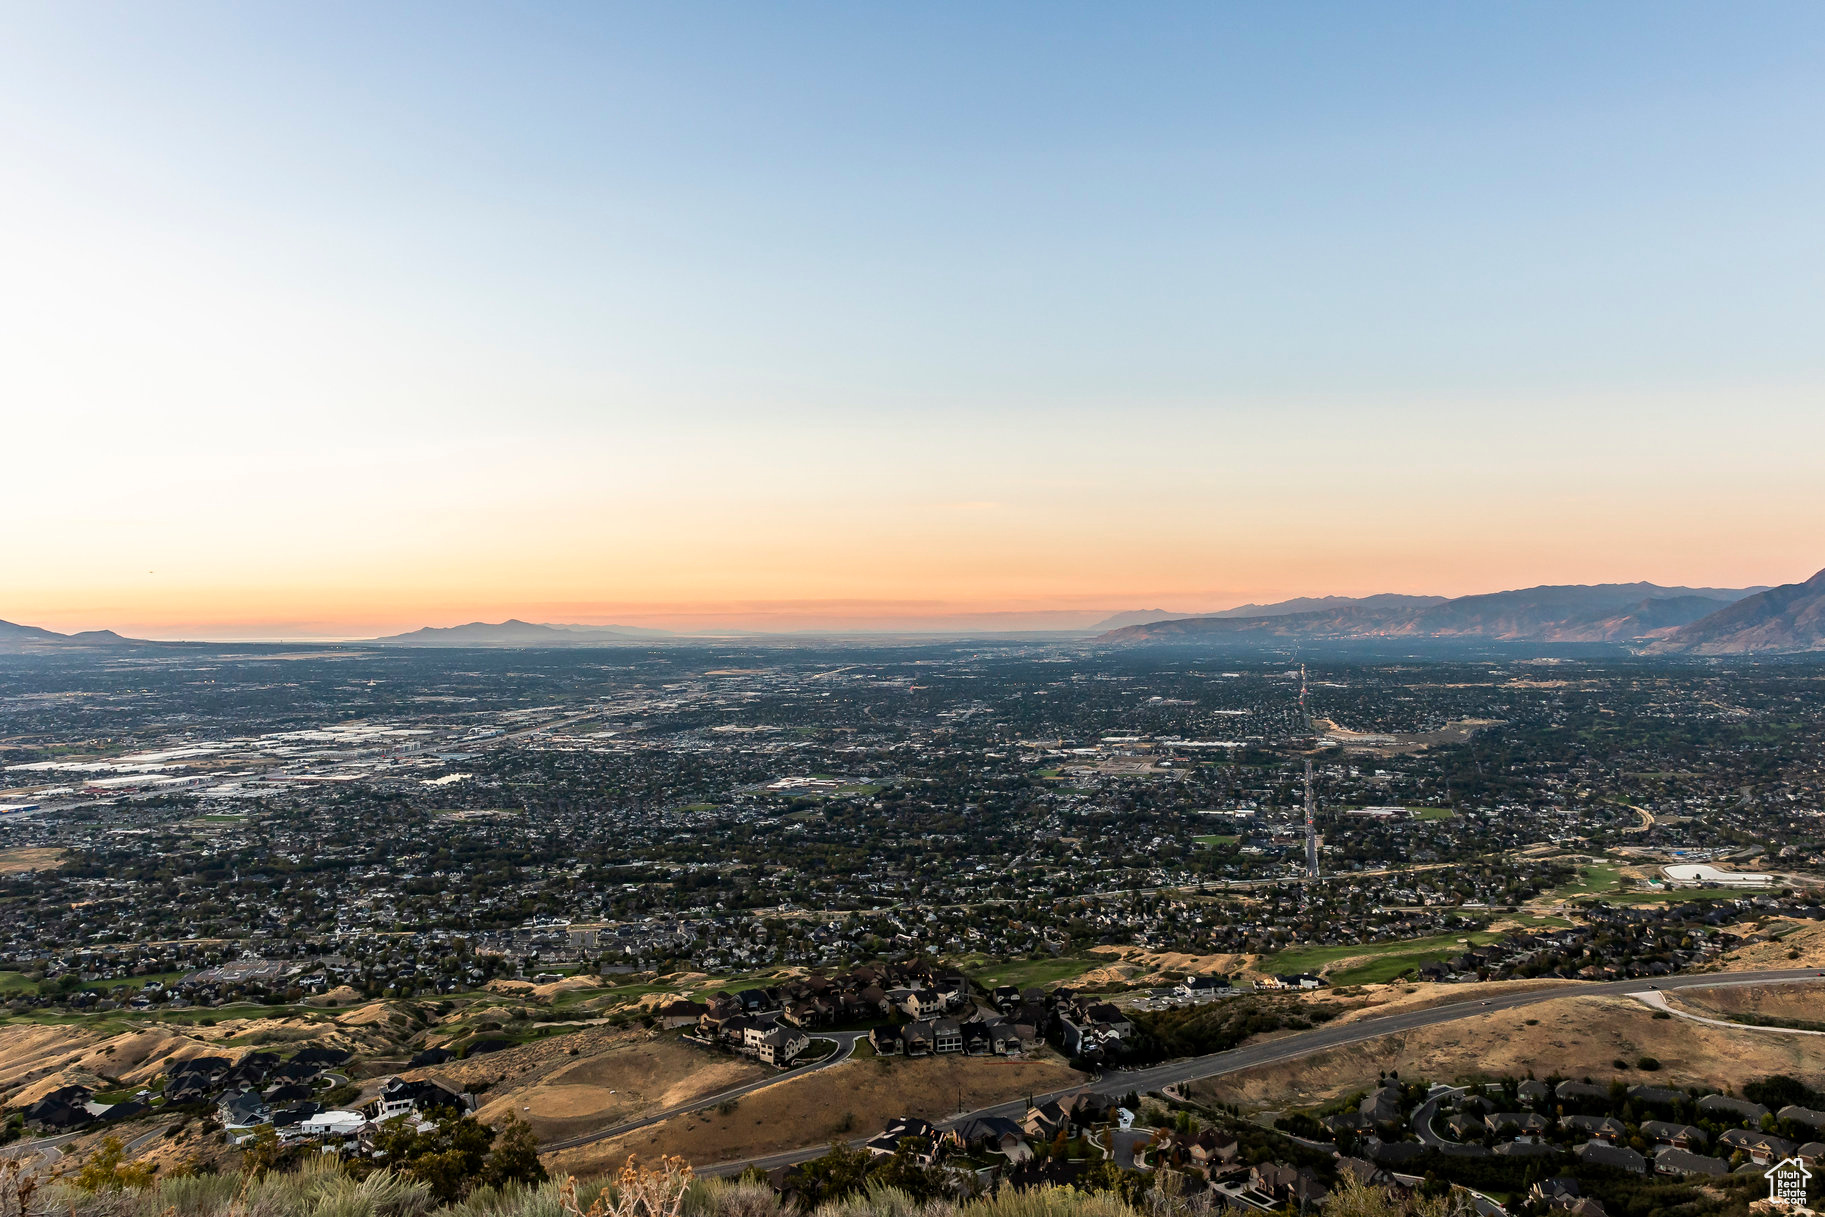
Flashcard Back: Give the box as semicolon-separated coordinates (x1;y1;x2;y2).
4;642;1825;1217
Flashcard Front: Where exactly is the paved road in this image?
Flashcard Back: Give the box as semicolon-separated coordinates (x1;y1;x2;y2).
541;1032;867;1152
0;1131;80;1165
122;1126;166;1155
1410;1084;1464;1149
1632;988;1825;1035
678;969;1825;1177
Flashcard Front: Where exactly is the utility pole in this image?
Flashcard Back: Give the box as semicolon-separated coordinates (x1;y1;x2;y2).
1304;758;1319;880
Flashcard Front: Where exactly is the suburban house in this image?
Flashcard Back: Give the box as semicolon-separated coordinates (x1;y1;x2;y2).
1697;1094;1770;1123
866;1116;941;1162
1780;1106;1825;1133
655;999;707;1029
1059;1000;1133;1057
1248;1162;1329;1209
952;1117;1030;1161
1187;1129;1239;1168
1576;1142;1647;1174
1718;1129;1797;1166
1560;1115;1626;1143
218;1090;271;1133
1640;1121;1708;1151
1262;973;1327;991
370;1076;472;1122
756;1026;809;1066
293;1110;367;1144
1654;1148;1728;1177
1173;974;1229;999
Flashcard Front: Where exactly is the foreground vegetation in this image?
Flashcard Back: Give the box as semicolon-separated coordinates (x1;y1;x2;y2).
0;1153;1466;1217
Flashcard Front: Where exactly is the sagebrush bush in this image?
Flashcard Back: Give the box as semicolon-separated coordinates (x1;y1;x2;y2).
16;1159;1459;1217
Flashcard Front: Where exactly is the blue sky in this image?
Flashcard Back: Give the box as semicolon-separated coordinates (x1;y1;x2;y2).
3;3;1822;635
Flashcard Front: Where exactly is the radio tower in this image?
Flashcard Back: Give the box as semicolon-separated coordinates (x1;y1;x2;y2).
1304;758;1319;879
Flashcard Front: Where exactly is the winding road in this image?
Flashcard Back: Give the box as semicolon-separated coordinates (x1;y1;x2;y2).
662;969;1825;1176
541;1031;869;1152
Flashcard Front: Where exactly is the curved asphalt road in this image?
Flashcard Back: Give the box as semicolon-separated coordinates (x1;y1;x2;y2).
661;969;1825;1176
542;1031;867;1152
1632;988;1825;1035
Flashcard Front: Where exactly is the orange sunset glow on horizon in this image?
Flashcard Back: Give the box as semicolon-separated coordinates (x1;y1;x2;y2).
4;7;1822;640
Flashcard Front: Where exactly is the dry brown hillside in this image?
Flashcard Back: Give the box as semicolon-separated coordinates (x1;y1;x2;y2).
1189;989;1825;1113
550;1051;1082;1175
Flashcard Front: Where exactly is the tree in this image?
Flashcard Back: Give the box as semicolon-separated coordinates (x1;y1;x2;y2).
781;1145;870;1205
482;1115;547;1190
72;1136;156;1192
869;1145;946;1200
240;1126;296;1175
367;1112;496;1201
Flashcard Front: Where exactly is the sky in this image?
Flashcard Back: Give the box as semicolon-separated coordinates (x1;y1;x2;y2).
3;3;1823;638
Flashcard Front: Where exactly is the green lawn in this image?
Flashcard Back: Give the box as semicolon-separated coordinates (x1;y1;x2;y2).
1410;806;1455;821
1262;931;1507;987
1549;862;1742;905
1193;834;1239;848
85;971;186;992
1551;863;1623;900
962;955;1099;991
0;970;184;998
688;970;794;1001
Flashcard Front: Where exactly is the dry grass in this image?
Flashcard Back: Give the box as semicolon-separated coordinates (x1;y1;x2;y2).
1666;981;1825;1024
1185;991;1825;1113
0;1022;284;1107
1325;978;1579;1023
468;1032;769;1141
1081;946;1254;989
1717;919;1825;970
548;1053;1082;1175
0;847;65;875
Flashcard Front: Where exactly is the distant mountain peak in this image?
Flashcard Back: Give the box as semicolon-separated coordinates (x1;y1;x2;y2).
0;620;140;650
368;620;672;647
1649;568;1825;655
1090;609;1186;631
1100;582;1774;648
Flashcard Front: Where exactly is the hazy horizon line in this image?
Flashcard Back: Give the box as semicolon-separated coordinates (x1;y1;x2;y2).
8;568;1806;644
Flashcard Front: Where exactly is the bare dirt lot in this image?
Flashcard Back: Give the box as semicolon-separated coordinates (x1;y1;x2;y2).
547;1052;1083;1175
1186;992;1825;1113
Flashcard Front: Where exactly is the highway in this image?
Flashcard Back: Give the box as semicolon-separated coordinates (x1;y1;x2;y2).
671;969;1825;1177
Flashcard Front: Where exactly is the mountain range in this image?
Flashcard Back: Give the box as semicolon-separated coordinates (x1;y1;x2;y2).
367;620;674;646
0;620;137;651
7;571;1825;653
1101;573;1825;653
1642;568;1825;654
